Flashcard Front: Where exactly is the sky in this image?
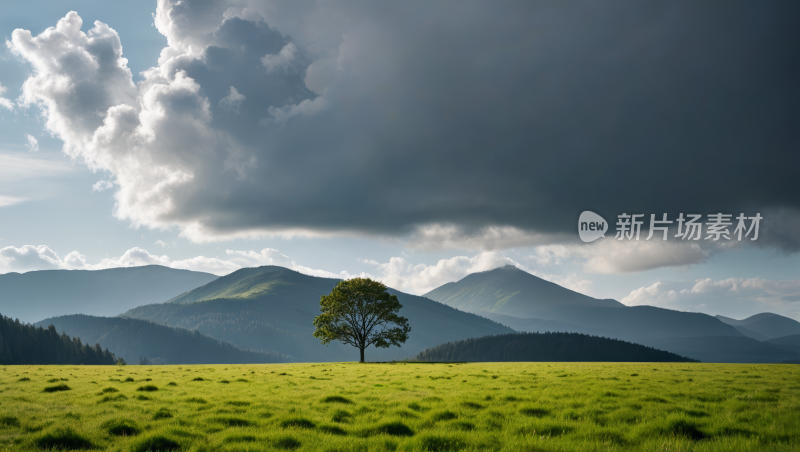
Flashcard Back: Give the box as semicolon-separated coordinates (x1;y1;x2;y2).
0;0;798;320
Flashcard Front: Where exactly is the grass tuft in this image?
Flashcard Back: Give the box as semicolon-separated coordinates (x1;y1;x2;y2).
43;383;71;393
35;428;94;450
152;408;172;420
322;395;354;404
102;418;140;436
663;418;706;440
368;422;414;437
133;435;180;452
318;425;348;436
280;418;316;429
98;394;127;403
136;385;158;392
212;417;253;427
273;435;301;450
331;410;351;423
0;416;20;427
431;411;457;421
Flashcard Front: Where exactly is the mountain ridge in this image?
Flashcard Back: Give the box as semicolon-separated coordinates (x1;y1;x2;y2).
0;265;218;323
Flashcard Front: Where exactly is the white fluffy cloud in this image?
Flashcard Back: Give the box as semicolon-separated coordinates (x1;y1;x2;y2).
367;252;520;295
527;240;710;274
23;134;38;152
0;245;63;272
622;277;800;320
92;180;115;192
0;82;13;111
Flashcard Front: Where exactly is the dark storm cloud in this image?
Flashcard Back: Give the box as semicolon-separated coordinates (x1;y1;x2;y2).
10;0;800;248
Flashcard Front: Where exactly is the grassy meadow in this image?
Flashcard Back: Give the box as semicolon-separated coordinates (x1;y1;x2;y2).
0;362;798;451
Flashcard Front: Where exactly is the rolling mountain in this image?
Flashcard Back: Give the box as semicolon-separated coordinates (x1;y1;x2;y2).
424;265;623;317
0;266;218;324
35;314;285;365
414;332;697;363
424;266;743;340
716;313;800;339
123;266;514;362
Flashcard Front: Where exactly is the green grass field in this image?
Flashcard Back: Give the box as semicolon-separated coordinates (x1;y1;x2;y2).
1;362;798;451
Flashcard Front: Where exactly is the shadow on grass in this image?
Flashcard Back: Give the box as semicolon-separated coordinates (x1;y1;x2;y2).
360;422;413;437
35;428;94;450
431;411;457;422
153;408;173;420
102;418;140;436
43;384;71;393
280;418;316;429
133;435;180;452
318;425;348;436
0;416;20;427
212;417;253;427
322;395;354;404
273;436;301;450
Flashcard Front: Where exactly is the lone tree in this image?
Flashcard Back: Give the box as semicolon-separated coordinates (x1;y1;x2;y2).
313;278;410;363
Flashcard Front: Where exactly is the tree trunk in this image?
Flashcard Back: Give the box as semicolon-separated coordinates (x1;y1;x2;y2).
360;347;365;363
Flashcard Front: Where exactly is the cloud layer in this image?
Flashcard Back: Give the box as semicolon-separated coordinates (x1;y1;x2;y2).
7;1;800;250
622;277;800;320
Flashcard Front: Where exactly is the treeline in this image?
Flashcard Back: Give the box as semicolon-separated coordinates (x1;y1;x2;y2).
35;314;287;365
414;332;698;362
0;314;116;365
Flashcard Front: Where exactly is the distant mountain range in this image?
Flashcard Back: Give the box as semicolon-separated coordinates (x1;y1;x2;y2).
0;266;218;323
424;265;800;363
716;313;800;339
121;266;513;362
424;266;742;339
7;263;800;364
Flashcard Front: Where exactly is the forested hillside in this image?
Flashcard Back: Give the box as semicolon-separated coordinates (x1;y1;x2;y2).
415;332;697;362
0;314;116;365
35;315;287;365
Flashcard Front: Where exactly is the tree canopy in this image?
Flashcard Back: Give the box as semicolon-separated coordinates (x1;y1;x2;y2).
313;278;410;362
